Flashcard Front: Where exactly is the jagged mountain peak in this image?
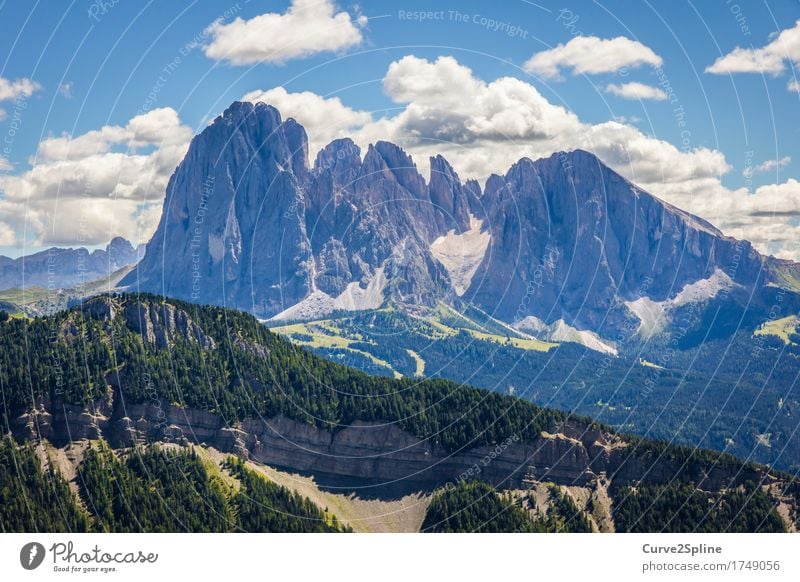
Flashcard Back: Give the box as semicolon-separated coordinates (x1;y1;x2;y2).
429;153;457;179
106;235;135;254
124;101;800;343
311;138;362;198
534;149;725;239
528;148;604;170
373;140;416;165
314;138;361;171
127;103;461;317
505;149;612;187
211;100;283;141
219;99;278;121
429;154;471;233
206;100;309;174
465;147;787;338
360;141;428;198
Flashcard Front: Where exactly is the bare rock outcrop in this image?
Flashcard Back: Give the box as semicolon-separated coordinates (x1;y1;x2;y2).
9;392;764;495
121;300;216;349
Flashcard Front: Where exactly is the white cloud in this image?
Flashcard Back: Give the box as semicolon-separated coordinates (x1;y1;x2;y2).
244;54;800;258
383;55;483;105
0;76;41;102
36;107;189;162
688;178;800;259
743;179;800;215
523;35;662;79
363;56;726;196
788;78;800;92
0;221;16;246
745;156;791;176
605;82;667;101
707;20;800;76
0;156;11;171
0;108;192;246
379;56;581;144
203;0;366;65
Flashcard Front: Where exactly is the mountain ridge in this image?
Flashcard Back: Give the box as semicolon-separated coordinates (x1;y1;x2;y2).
0;236;144;292
123;101;800;348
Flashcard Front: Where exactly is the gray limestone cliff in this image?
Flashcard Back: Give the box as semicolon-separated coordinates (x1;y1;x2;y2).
122;102;800;343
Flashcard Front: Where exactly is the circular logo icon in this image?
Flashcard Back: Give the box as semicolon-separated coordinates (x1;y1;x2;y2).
20;542;46;570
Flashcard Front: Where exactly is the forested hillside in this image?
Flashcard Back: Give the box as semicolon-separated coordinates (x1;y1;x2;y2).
269;308;800;472
0;293;578;453
421;481;593;533
611;480;786;533
0;439;348;533
1;294;798;533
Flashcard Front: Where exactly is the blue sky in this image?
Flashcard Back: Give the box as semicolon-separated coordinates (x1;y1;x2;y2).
1;0;799;258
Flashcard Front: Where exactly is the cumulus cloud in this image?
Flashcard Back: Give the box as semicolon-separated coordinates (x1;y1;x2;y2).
688;179;800;259
245;54;800;258
364;56;727;199
523;35;662;79
788;78;800;92
0;108;192;246
742;179;800;216
379;56;581;144
203;0;366;65
707;20;800;76
36;107;189;162
605;82;667;101
0;221;16;246
0;76;41;101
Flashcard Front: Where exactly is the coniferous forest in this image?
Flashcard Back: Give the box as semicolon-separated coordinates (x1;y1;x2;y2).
422;481;594;533
0;294;581;452
0;294;797;533
1;439;348;533
611;481;785;533
0;439;89;533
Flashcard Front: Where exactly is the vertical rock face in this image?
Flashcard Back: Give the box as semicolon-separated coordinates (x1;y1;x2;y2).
429;154;471;234
125;102;467;317
463;150;777;336
127;102;315;315
121;300;216;350
125;101;800;341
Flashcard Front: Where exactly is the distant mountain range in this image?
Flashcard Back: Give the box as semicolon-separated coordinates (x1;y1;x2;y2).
124;101;800;352
0;236;144;292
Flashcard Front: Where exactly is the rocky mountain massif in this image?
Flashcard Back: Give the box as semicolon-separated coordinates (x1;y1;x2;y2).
114;101;800;476
1;294;798;532
125;101;800;348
